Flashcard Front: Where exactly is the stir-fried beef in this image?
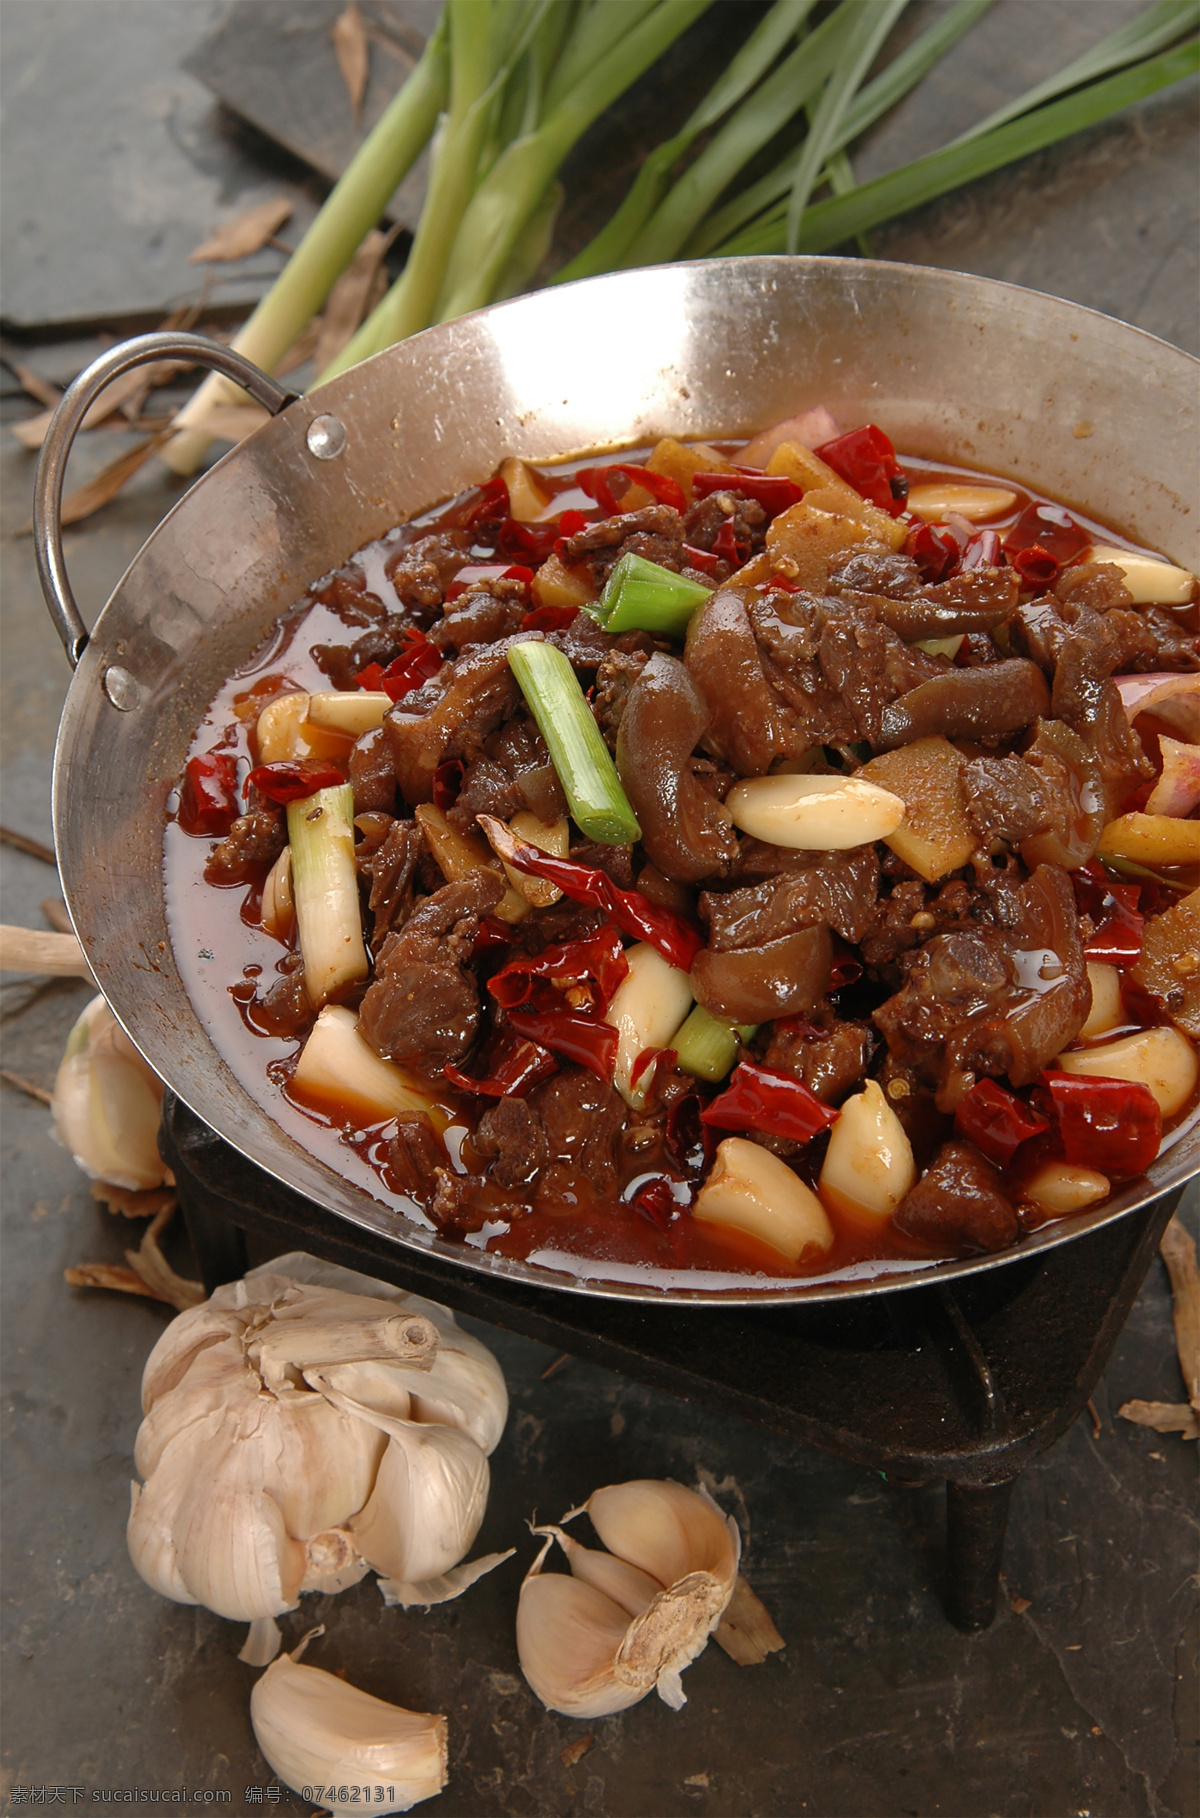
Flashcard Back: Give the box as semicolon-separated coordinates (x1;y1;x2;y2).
387;1111;446;1203
313;569;386;625
701;845;879;948
475;1098;549;1187
962;755;1053;846
560;505;684;586
857;869;1022;971
314;614;415;689
252;950;313;1039
616;653;738;884
530;1067;626;1195
692;924;833;1023
205;809;285;886
873;862;1089;1105
358;871;504;1065
894;1140;1020;1254
876;659;1051;751
765;1010;875;1103
1054;561;1134;615
681;492;768;567
384;531;471;617
430;1170;505;1234
350;727;399;815
429;586;528;656
831;556;1019;640
567;839;637;888
356;815;426;949
550;610;616;667
386;636;530;804
447;756;525;832
829;548;923;598
686;588;850;772
593;647;650;750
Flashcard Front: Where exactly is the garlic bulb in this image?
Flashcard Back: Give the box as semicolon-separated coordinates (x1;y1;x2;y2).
251;1630;447;1813
128;1254;510;1654
52;994;169;1191
517;1479;739;1718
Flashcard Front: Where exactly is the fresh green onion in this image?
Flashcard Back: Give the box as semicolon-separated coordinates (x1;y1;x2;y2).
507;641;642;845
590;553;713;639
715;38;1200;257
163;13;449;474
672;1006;758;1082
286;785;369;1007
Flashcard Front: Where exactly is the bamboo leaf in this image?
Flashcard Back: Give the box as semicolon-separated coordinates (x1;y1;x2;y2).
188;196;294;263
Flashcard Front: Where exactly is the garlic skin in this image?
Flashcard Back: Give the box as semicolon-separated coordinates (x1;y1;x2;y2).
251;1638;447;1813
517;1480;739;1718
128;1255;509;1645
52;994;169;1191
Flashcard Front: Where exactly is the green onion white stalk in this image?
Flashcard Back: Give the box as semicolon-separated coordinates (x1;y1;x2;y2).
507;641;641;845
286;785;369;1006
591;553;712;639
671;1006;757;1082
163;15;450;475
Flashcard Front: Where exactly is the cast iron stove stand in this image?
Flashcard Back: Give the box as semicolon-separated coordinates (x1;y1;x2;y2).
160;1093;1180;1632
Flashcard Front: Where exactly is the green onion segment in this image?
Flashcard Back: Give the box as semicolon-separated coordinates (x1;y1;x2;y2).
591;553;713;639
672;1005;759;1082
286;785;369;1007
507;640;642;846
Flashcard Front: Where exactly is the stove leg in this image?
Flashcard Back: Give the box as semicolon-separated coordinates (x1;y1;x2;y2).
945;1477;1015;1632
179;1193;249;1296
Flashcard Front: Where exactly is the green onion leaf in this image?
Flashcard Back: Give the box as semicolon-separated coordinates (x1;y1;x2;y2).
591;553;713;639
672;1005;758;1082
507;641;642;845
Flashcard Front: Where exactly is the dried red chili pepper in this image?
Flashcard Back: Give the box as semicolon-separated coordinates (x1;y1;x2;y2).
246;759;344;805
814;425;908;516
1003;503;1090;589
444;563;535;602
179;752;241;837
444;1026;557;1097
906;520;958;583
828;942;863;991
505;1008;618;1082
432;758;465;812
521;604;579;632
954;1078;1050;1168
630;1176;681;1232
630;1045;677;1095
488;926;628;1013
1041;1071;1161;1176
961;529;1002;572
576;465;686;515
357;633;443;702
550;509;590;562
456;475;510;530
710;518;743;566
700;1061;838;1145
472;916;519;957
691;472;803;517
496;519;562;562
481;820;703;971
682;543;722;576
1073;861;1144;963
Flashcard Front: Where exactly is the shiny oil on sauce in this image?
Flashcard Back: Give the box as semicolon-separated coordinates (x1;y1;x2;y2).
164;446;1195;1291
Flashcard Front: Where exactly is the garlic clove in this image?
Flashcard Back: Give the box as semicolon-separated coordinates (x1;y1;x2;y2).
726;774;905;851
517;1539;646;1718
1085;546;1196;605
577;1480;739;1596
536;1524;664;1618
693;1137;834;1263
818;1078;915;1229
52;994;168;1191
127;1478;197;1607
604;941;694;1108
251;1645;447;1813
906;483;1017;522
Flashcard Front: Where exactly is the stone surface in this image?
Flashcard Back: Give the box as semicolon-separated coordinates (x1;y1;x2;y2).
2;3;1198;1813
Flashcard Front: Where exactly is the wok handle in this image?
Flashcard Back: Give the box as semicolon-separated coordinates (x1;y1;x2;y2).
34;332;296;668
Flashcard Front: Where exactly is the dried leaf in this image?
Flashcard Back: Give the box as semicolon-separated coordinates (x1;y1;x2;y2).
276;316;323;377
560;1736;594;1768
0;825;56;864
124;1203;205;1311
331;0;370;123
10;365;169;451
65;1262;159;1299
41;898;72;934
713;1574;786;1665
312;226;395;374
189;196;294;264
1159;1216;1200;1412
10;361;61;408
1117;1398;1200;1438
91;1182;177;1222
1;1069;52;1105
1009;1594;1032;1615
56;430;174;527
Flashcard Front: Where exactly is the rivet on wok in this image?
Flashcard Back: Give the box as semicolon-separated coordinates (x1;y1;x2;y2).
306;414;347;460
103;665;141;711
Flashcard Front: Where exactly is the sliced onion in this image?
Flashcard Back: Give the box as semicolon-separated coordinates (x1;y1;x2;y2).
1115;674;1200;742
1147;736;1200;817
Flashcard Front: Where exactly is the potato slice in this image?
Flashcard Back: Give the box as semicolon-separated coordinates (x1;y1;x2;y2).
694;1137;833;1263
801;486;907;553
857;737;975;882
499;456;553;521
765;440;859;500
643;437;734;502
1096;812;1200;868
531;553;598;609
765;500;883;591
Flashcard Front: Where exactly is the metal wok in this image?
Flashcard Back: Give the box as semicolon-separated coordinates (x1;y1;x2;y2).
34;256;1200;1305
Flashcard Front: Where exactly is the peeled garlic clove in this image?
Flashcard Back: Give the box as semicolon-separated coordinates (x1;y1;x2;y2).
906;483;1017;522
1085;546;1196;605
1079;961;1123;1039
693;1137;834;1263
819;1078;916;1229
517;1485;740;1719
726;774;905;850
1054;1024;1199;1117
51;994;168;1191
251;1645;447;1813
260;846;294;941
256;689;311;762
1023;1160;1110;1215
604;941;694;1108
